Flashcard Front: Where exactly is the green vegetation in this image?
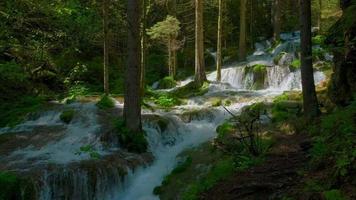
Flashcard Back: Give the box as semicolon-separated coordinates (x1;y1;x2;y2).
157;77;178;89
323;190;348;200
60;109;75;124
252;64;267;74
0;171;35;200
169;81;209;98
289;59;301;71
0;96;45;128
312;35;326;46
309;101;356;180
181;157;235;200
76;145;101;159
113;118;148;153
96;95;115;109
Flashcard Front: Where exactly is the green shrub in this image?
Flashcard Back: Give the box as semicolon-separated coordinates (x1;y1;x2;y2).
60;109;75;124
114;119;148;153
68;84;90;97
312;35;326;46
96;95;115;109
157;76;177;89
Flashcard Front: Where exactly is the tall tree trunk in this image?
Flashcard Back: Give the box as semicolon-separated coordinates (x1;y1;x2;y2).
195;0;207;86
140;0;148;95
239;0;247;61
216;0;223;81
103;0;109;94
300;0;319;118
273;0;281;41
124;0;142;132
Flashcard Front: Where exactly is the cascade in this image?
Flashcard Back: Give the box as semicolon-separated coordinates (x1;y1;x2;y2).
0;31;328;200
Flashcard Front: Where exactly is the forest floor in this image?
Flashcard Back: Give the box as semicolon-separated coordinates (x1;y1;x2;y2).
201;132;312;200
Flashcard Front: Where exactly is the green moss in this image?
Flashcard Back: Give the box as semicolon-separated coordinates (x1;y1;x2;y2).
76;145;101;159
170;81;209;98
60;109;75;124
181;157;235;200
289;59;301;71
252;64;267;74
223;100;232;106
210;99;222;107
113;118;148;153
157;76;177;89
96;95;115;109
250;64;267;90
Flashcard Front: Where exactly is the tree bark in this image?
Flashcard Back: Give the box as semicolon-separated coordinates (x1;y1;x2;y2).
300;0;319;118
124;0;142;132
273;0;281;41
103;0;109;94
239;0;247;61
195;0;207;86
140;0;149;95
216;0;223;81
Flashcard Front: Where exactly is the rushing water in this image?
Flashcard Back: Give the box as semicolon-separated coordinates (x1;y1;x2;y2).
0;32;329;200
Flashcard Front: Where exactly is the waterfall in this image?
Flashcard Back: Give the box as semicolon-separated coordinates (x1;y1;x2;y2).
0;31;329;200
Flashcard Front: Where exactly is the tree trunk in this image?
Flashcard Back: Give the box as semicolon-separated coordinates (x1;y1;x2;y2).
239;0;247;61
103;0;109;94
124;0;142;132
140;0;148;95
216;0;223;82
273;0;281;41
195;0;207;86
300;0;319;119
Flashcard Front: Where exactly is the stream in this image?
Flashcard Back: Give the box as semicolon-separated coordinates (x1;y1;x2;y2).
0;32;328;200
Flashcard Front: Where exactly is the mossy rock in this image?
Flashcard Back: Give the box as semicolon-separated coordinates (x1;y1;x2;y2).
251;64;267;90
60;109;75;124
274;52;287;65
113;119;148;153
169;81;209;98
96;95;115;109
210;98;222;107
157;77;177;89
